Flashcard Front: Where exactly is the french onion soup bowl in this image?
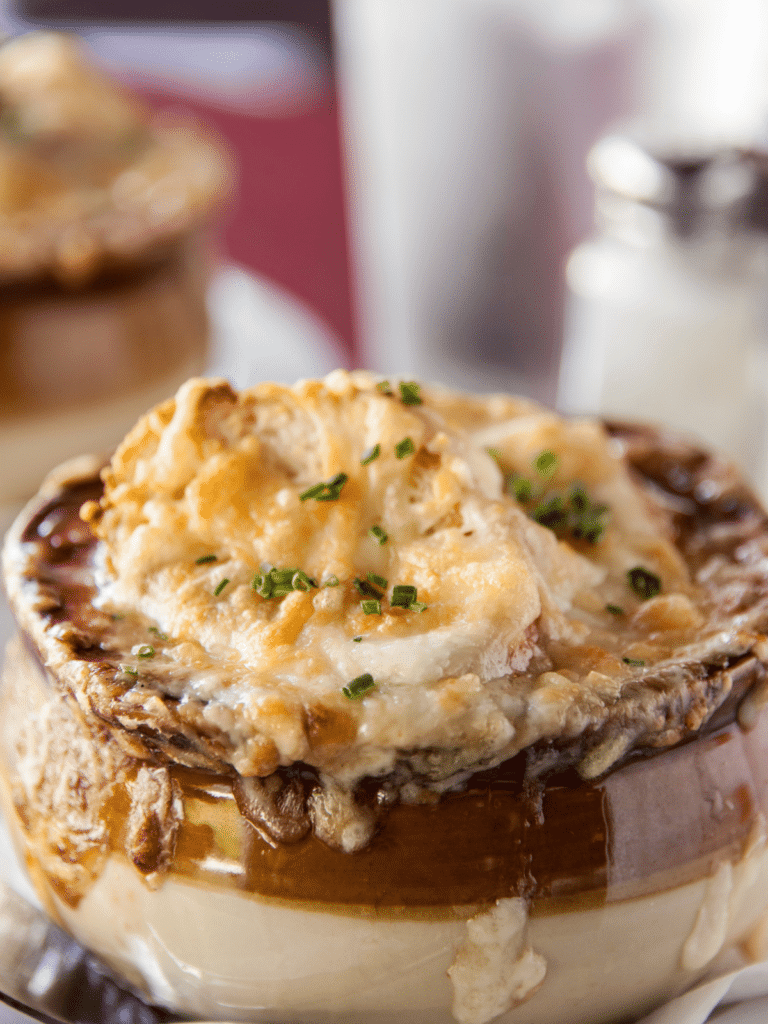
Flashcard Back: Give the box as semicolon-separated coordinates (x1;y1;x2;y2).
2;372;768;1024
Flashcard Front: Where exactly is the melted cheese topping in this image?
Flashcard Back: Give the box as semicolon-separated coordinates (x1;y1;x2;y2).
78;371;720;785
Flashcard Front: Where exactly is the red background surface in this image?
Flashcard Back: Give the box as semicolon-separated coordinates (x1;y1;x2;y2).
145;88;357;364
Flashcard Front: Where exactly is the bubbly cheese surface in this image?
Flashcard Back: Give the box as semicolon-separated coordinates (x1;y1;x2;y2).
74;370;754;786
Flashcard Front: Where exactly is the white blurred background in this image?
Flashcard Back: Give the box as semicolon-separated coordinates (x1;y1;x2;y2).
335;0;768;390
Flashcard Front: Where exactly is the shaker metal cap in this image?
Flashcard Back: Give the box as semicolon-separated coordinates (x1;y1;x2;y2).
588;127;755;234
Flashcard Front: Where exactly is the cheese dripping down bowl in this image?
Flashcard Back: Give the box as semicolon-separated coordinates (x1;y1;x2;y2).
2;370;768;1024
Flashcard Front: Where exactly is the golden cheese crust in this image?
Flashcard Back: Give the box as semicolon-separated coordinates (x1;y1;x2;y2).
0;370;739;789
5;371;768;806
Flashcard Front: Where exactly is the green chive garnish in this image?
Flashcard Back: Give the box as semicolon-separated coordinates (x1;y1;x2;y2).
391;584;418;608
534;450;558;477
531;495;568;532
570;485;589;514
214;578;230;596
376;380;393;395
507;475;533;503
148;627;169;641
343;673;376;699
254;566;316;599
118;664;138;677
505;473;607;545
623;657;646;667
270;568;295;585
395;437;415;459
352;636;363;642
366;572;388;590
361;444;381;466
486;448;502;462
323;574;340;588
568;485;608;543
399;381;422;406
361;599;382;615
300;472;348;502
253;572;273;597
196;554;217;564
354;576;384;598
369;525;388;545
606;604;624;616
137;644;155;659
627;567;661;601
299;482;325;501
409;601;428;613
291;570;314;592
317;472;348;501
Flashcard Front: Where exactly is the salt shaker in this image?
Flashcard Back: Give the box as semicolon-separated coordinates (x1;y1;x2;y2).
558;130;767;490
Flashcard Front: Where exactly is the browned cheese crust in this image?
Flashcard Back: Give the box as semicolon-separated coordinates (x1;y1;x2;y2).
4;374;768;864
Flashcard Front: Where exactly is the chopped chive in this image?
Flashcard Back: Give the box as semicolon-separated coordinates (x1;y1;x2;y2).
148;627;169;641
486;447;503;462
137;644;155;659
301;472;348;502
622;657;646;667
214;578;230;596
570;485;589;514
376;380;393;395
361;444;381;466
252;572;273;598
369;524;388;545
399;381;422;406
299;482;326;501
391;584;418;608
352;636;363;642
118;664;138;677
323;574;340;588
343;673;376;699
271;567;297;585
366;572;388;590
253;567;314;598
572;510;608;544
627;567;661;601
507;475;533;503
291;570;314;592
196;554;218;564
361;598;382;615
395;437;415;459
354;576;384;598
316;472;348;501
409;601;428;613
506;472;608;546
606;604;625;616
531;495;568;532
569;485;608;543
534;450;559;477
